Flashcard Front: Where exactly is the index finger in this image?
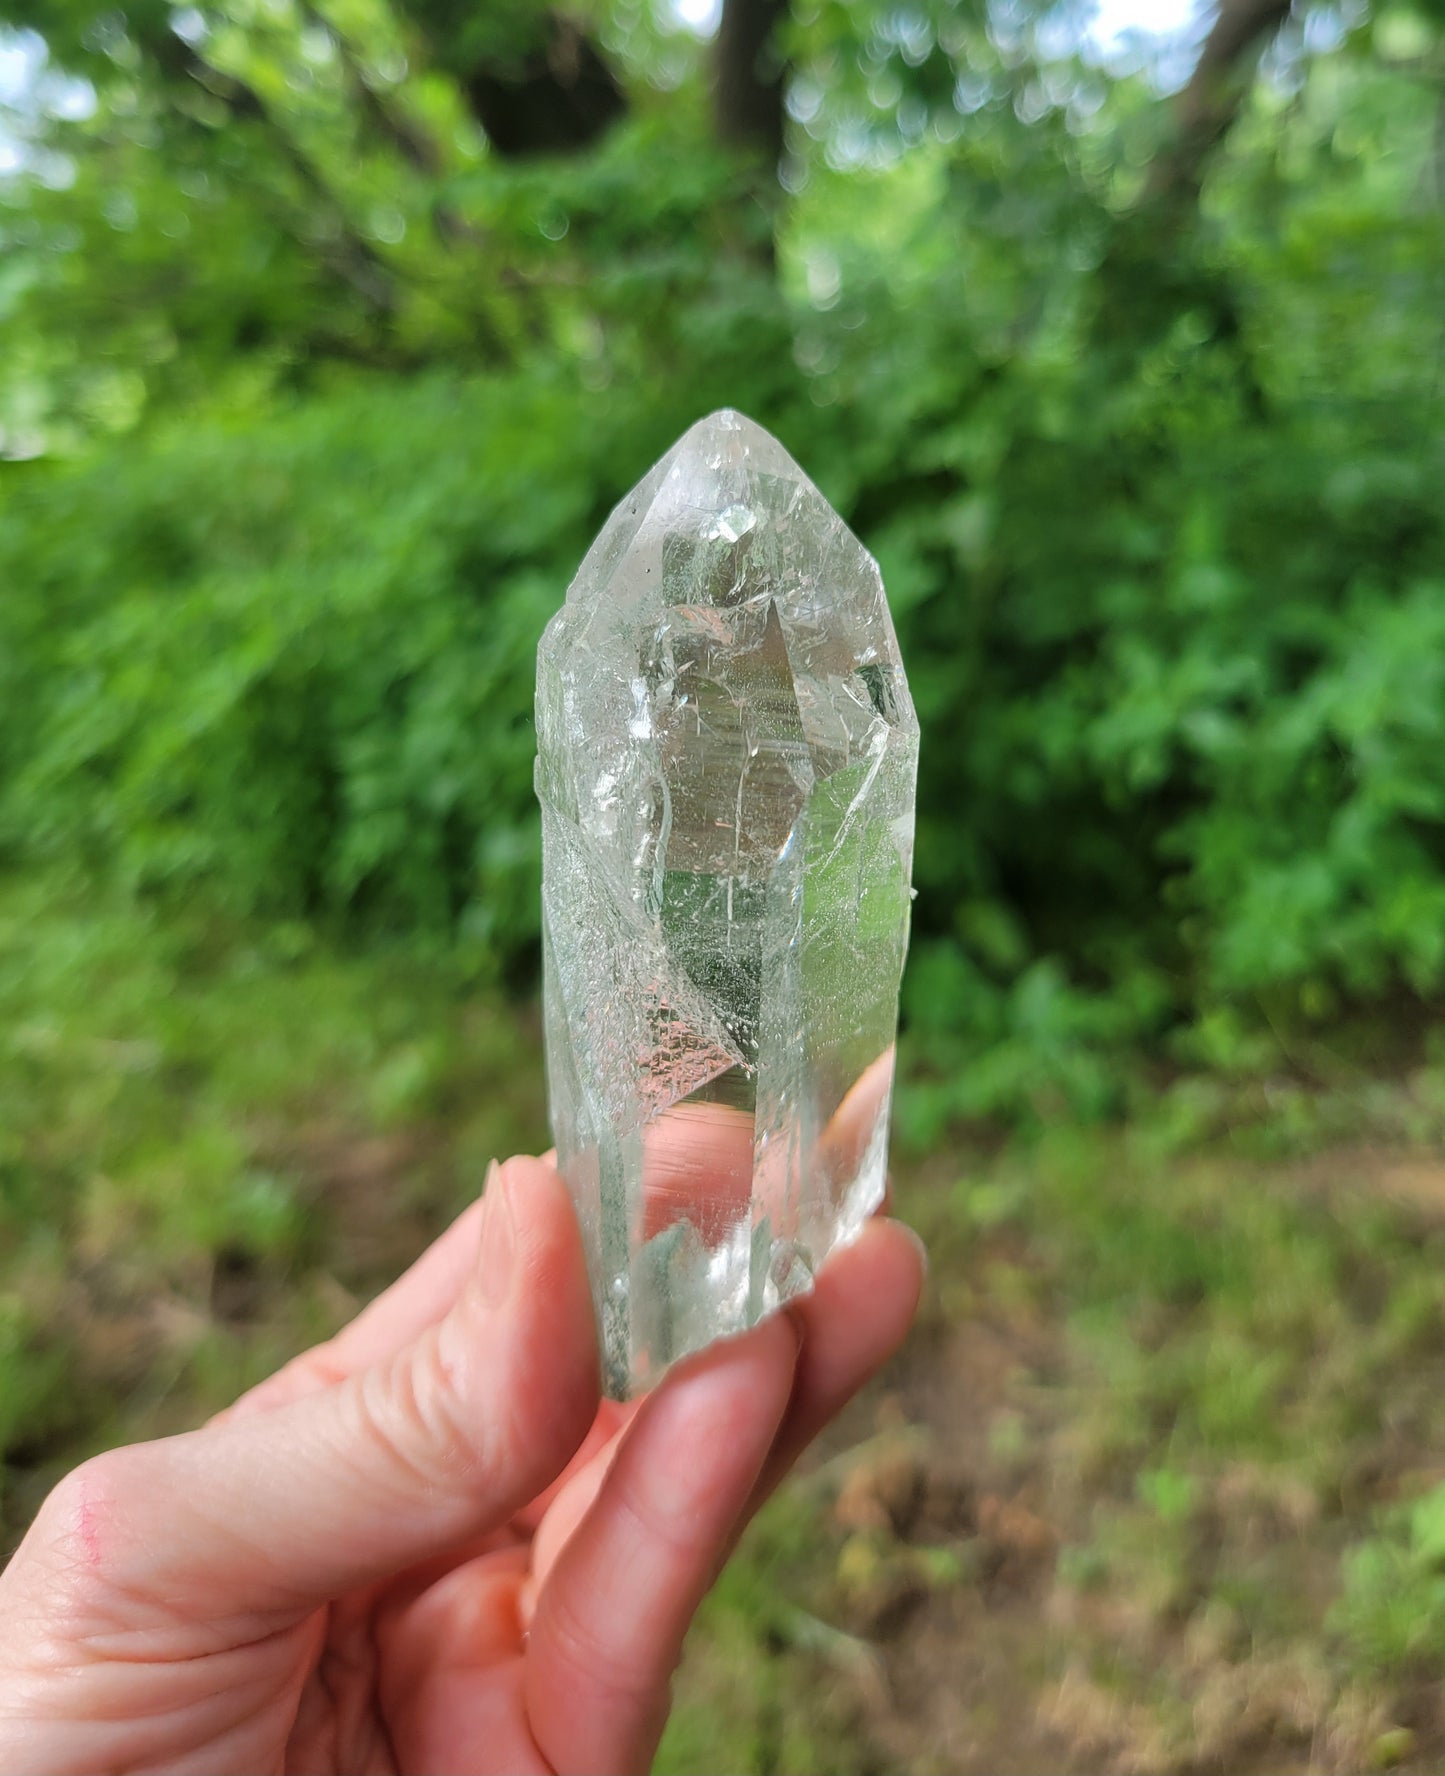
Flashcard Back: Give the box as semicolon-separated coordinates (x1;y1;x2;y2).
525;1313;800;1776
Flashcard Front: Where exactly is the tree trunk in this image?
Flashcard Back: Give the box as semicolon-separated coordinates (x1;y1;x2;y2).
1090;0;1295;382
1145;0;1295;204
714;0;790;166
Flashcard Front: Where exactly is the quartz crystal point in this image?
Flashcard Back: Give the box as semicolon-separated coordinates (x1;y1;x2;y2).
536;410;918;1397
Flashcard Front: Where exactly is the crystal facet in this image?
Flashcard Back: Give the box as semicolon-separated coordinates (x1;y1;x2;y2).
536;410;918;1397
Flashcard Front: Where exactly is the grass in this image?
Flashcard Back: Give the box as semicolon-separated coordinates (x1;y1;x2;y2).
0;872;547;1540
880;1134;1445;1771
6;870;1445;1770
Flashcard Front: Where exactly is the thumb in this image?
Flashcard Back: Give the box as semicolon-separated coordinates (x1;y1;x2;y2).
23;1158;599;1624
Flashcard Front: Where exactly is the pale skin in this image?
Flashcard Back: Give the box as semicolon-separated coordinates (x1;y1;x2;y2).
0;1145;923;1775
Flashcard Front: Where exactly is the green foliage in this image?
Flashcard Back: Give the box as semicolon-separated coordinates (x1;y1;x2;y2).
5;6;1445;1765
0;364;790;941
1334;1486;1445;1675
1;0;1444;1118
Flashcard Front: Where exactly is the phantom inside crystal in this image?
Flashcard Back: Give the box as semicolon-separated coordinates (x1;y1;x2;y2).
536;411;918;1396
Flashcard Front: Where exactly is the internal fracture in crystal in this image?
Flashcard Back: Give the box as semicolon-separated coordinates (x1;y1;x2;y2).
536;410;918;1397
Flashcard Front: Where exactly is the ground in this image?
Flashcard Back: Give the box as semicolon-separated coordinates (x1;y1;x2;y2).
4;878;1445;1774
663;1137;1445;1776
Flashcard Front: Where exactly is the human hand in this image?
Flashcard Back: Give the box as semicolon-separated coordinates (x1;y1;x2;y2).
0;1152;923;1775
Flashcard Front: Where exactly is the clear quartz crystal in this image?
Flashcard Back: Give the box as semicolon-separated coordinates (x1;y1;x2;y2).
536;410;918;1397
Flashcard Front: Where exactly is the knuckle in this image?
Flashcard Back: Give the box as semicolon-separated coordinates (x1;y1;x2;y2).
17;1448;155;1628
350;1330;502;1497
612;1464;699;1563
543;1582;662;1706
40;1448;141;1554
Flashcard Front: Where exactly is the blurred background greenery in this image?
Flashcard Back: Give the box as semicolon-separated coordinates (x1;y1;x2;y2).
4;0;1445;1766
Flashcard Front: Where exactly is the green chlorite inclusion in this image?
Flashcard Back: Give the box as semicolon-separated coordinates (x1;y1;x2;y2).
535;411;918;1397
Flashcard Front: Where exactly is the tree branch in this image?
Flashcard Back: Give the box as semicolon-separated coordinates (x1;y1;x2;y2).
143;27;402;314
303;7;446;177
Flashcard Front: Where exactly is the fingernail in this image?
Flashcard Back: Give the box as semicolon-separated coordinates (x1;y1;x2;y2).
478;1160;517;1306
900;1222;929;1276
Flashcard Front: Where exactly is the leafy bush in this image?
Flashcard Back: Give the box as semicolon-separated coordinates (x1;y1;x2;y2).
2;39;1443;1118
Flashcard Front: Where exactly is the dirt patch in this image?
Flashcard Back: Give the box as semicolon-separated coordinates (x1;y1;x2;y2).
1293;1141;1445;1223
787;1148;1445;1776
805;1233;1084;1776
